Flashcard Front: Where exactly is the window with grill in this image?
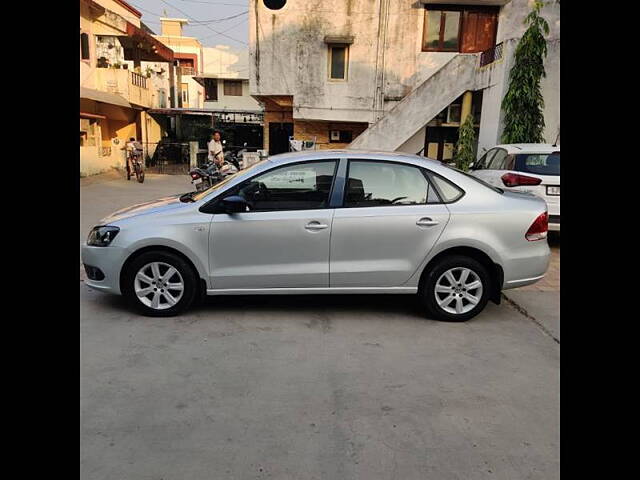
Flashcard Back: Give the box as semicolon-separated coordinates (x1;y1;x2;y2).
224;80;243;96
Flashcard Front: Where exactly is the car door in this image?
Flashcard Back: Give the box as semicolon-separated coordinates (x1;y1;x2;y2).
329;159;451;287
209;159;338;289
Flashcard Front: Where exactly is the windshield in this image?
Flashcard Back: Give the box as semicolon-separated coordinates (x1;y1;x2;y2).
190;160;268;202
516;152;560;176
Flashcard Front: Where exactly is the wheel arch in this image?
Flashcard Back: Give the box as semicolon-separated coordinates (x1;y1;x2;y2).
418;246;504;305
120;245;208;299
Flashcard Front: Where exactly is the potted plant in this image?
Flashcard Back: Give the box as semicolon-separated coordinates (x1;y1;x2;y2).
145;66;154;78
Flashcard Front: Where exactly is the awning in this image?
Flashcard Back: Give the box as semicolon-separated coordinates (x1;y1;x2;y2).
148;107;263;116
123;22;174;62
80;111;107;120
192;73;248;87
324;35;354;45
80;86;132;109
419;0;511;5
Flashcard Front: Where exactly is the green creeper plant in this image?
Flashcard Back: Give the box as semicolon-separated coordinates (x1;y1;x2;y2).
454;113;477;171
501;1;550;144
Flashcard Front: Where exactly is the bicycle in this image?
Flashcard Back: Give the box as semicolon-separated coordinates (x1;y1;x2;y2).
126;151;145;183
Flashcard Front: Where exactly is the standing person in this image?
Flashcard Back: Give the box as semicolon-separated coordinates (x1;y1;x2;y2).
208;130;224;164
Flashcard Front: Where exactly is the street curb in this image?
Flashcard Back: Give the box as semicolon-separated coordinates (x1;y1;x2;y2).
502;292;559;344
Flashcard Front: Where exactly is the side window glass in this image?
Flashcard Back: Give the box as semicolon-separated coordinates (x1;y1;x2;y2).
429;173;464;202
235;161;337;211
488;149;508;170
474;152;488;170
345;161;430;207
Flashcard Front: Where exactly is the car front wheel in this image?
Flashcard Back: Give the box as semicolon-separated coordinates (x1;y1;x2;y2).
420;255;491;322
122;251;198;317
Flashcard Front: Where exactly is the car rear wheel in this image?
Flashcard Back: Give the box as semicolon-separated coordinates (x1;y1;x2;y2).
122;251;198;317
420;255;491;322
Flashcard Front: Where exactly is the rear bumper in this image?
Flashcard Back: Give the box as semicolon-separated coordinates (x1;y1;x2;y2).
501;241;551;290
548;214;560;231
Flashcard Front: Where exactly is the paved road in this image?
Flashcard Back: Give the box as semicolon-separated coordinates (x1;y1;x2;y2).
80;172;560;480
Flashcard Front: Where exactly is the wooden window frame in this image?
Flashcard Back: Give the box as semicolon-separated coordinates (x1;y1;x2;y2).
422;7;463;53
223;80;243;96
328;44;349;82
422;5;498;53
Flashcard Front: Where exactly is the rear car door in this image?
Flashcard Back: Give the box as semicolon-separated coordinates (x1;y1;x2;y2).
208;159;338;289
329;159;451;287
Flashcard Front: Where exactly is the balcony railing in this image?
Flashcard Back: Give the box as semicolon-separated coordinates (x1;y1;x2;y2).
131;72;147;89
479;42;503;68
179;66;196;76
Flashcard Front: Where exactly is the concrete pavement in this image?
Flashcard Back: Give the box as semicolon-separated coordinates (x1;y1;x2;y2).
80;171;560;479
81;285;559;480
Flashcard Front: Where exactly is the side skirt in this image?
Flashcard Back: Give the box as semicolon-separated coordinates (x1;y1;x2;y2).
206;287;418;296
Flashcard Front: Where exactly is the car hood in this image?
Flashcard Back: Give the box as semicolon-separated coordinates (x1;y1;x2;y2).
99;194;190;224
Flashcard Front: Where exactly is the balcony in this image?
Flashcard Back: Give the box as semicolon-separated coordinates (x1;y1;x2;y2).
95;67;151;108
179;66;196;76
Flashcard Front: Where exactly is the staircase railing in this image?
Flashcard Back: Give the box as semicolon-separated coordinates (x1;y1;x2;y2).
479;42;503;68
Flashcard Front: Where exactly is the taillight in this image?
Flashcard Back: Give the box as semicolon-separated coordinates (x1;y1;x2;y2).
501;173;542;187
191;173;201;179
526;212;548;241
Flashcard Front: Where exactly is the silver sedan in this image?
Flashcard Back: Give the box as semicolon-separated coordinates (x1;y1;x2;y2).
81;150;550;321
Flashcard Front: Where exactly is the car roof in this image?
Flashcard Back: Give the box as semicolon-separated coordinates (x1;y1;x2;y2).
266;149;444;168
491;143;560;154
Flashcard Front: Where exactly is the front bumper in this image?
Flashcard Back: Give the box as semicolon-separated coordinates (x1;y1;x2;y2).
81;243;130;295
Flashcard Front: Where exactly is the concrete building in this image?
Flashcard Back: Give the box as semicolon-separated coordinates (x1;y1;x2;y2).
150;19;263;151
80;0;175;176
249;0;559;158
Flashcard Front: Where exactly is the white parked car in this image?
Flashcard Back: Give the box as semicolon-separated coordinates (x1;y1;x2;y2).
469;144;560;231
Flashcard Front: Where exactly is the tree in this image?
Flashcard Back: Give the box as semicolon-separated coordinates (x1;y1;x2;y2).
454;113;476;171
501;1;550;144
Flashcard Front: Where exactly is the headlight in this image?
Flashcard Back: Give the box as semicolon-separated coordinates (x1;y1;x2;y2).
87;226;120;247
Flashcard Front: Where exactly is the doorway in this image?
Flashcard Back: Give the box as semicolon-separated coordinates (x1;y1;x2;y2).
268;122;293;155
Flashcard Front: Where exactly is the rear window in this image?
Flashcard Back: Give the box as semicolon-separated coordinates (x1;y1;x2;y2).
443;165;504;194
516;152;560;176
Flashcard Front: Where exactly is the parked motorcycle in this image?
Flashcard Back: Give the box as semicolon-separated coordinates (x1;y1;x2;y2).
189;161;223;192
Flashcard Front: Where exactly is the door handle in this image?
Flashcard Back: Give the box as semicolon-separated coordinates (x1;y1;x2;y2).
305;221;329;231
416;217;439;227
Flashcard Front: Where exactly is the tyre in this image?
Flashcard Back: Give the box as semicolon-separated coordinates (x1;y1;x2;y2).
122;251;198;317
420;255;491;322
137;168;145;183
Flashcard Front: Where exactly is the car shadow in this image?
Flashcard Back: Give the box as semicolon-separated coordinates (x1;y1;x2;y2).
193;293;427;319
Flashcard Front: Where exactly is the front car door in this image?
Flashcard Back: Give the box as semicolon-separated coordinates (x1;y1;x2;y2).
329;159;451;287
208;159;338;289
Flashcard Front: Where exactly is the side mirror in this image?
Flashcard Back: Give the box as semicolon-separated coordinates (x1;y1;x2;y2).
221;195;248;213
468;162;475;170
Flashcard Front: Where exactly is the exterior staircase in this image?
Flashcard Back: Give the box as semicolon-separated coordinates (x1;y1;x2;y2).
348;53;482;152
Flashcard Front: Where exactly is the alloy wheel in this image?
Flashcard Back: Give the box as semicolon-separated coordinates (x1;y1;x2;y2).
134;262;184;310
434;267;483;315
